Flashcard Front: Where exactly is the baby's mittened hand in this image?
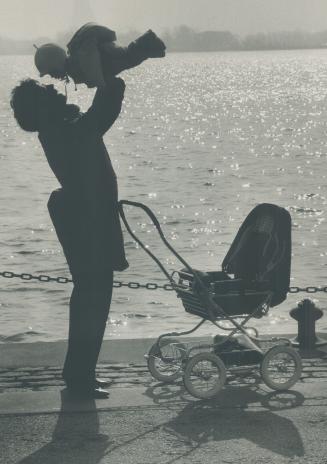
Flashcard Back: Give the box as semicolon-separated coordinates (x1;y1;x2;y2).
134;30;166;58
145;30;166;57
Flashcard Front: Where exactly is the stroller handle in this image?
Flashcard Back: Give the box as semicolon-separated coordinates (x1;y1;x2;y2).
118;200;197;283
119;199;233;324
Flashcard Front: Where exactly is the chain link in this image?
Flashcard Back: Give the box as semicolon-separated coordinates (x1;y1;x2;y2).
0;270;323;293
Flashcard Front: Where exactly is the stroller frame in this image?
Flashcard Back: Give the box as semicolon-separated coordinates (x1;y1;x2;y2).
119;200;302;399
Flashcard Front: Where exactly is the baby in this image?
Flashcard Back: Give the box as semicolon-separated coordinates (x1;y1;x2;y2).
34;22;166;88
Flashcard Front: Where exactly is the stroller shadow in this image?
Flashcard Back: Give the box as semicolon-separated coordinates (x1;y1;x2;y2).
17;389;110;464
145;382;305;461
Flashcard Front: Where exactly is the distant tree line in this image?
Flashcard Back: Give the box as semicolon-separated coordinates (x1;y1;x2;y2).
161;26;327;51
1;25;327;55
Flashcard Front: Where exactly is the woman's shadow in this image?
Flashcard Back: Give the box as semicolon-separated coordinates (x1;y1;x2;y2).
17;389;110;464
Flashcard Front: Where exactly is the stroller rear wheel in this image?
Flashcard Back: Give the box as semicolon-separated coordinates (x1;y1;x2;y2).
183;352;226;399
260;345;302;391
147;338;187;383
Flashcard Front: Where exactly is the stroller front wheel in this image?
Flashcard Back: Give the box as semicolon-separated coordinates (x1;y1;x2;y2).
147;338;187;383
260;345;302;391
183;352;226;399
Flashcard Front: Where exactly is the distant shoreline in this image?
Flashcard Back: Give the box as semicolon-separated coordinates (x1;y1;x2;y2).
0;47;326;57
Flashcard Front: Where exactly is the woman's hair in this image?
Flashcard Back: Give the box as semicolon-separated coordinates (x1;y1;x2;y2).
10;79;40;132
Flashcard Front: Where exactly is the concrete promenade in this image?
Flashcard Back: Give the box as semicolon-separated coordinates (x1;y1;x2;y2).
1;337;327;463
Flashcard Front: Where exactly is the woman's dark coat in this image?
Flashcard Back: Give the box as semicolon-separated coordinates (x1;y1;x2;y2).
39;82;128;275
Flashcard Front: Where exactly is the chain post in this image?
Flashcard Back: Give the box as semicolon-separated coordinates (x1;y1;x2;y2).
290;299;327;350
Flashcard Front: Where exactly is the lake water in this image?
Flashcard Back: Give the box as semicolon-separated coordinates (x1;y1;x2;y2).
0;49;327;342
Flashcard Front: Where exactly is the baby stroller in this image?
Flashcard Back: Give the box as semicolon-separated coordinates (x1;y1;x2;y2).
119;200;302;399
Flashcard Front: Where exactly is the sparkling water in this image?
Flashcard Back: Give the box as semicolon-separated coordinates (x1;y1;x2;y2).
0;49;327;342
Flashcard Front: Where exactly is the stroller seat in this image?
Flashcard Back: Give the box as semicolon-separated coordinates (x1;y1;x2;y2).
176;203;292;320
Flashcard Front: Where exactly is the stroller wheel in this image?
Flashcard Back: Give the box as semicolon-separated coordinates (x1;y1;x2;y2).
260;345;302;391
183;352;226;399
147;338;187;383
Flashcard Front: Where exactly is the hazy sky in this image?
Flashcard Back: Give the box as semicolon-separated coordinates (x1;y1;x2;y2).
1;0;327;40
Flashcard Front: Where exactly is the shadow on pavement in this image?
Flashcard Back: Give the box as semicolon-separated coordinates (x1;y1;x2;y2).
15;383;306;463
145;382;305;462
17;389;110;464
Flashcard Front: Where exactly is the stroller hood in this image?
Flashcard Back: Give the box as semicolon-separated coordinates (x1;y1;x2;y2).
222;203;291;306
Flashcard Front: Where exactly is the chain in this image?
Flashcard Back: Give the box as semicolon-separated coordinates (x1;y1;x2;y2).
0;271;174;291
288;286;327;294
0;270;326;293
112;281;173;291
0;271;72;284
